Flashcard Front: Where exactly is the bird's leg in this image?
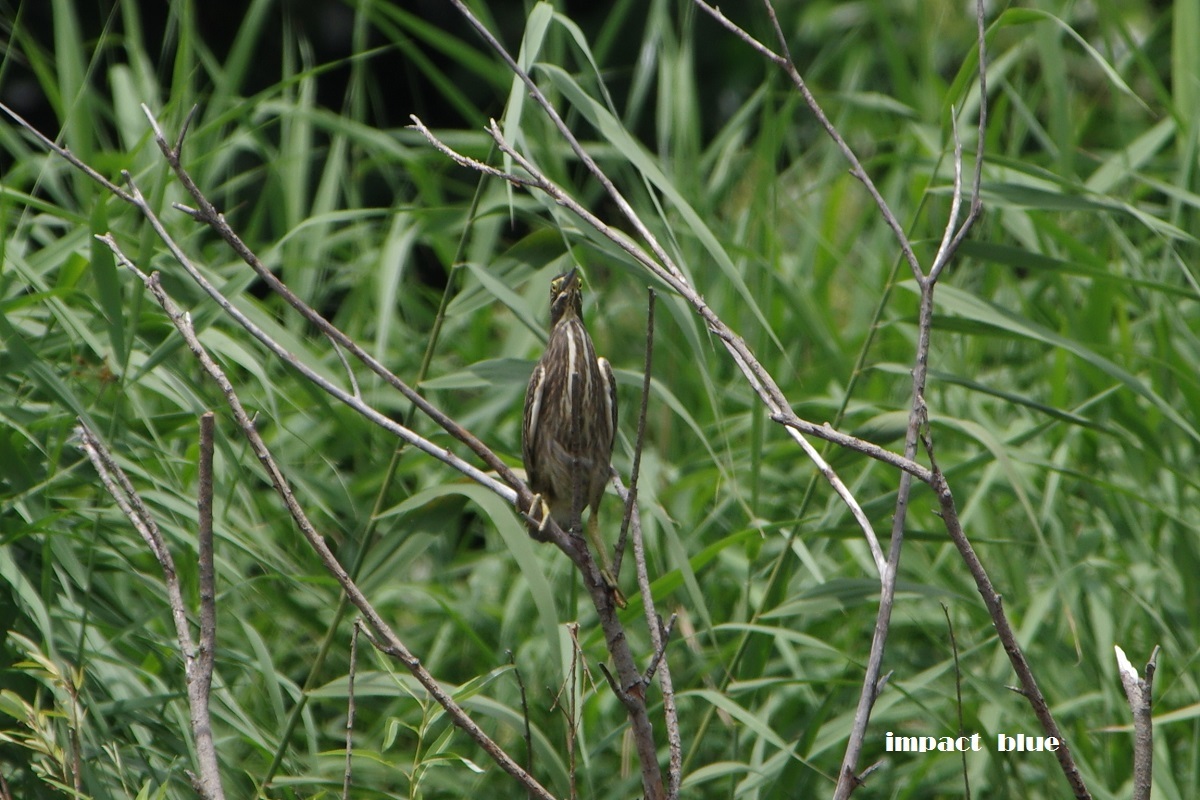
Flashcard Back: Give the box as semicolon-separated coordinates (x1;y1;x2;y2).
529;493;552;532
587;511;627;609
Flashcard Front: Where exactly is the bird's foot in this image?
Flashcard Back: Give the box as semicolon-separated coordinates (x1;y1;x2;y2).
528;494;551;532
524;494;557;542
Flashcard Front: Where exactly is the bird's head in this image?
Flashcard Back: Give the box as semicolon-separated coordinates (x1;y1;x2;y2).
548;267;584;325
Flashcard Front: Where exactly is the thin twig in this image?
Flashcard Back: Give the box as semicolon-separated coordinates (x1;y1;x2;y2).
778;420;886;578
409;116;538;188
643;614;676;685
173;104;199;156
0;101;135;203
565;624;582;800
932;110;966;277
770;415;932;483
693;0;923;280
935;0;989;279
614;289;656;578
595;662;624;702
507;650;537;800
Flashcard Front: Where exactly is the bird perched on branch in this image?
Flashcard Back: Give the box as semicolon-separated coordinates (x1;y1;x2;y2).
523;267;625;607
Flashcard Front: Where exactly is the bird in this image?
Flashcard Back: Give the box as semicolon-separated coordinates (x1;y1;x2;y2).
522;267;625;607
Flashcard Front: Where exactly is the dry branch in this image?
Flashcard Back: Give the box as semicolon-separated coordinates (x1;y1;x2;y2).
77;423;227;800
1115;645;1158;800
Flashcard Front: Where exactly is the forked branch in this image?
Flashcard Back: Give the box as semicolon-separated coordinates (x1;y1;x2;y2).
78;422;226;800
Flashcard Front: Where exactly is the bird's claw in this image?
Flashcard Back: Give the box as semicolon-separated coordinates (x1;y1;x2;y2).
529;494;551;532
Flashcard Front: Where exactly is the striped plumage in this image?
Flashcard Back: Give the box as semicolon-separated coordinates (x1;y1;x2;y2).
522;268;617;537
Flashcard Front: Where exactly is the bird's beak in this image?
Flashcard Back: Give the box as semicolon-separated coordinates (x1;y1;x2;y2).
562;267;580;290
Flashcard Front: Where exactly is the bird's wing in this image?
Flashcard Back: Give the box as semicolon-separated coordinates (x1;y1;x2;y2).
598;356;617;452
523;361;547;482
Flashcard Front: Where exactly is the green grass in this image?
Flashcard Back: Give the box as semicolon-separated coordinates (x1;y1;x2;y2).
2;1;1198;798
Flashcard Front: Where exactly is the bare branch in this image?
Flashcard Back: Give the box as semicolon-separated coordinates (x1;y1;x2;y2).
409;115;539;188
770;414;932;483
643;614;676;685
1115;644;1158;800
506;650;536;797
690;3;788;66
833;0;991;788
941;0;989;267
194;413;220;798
934;467;1091;798
779;421;886;579
174;104;200;156
77;424;227;800
628;490;681;798
931;0;989;281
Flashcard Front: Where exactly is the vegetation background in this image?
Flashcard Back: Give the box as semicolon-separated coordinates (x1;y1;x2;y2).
2;0;1198;798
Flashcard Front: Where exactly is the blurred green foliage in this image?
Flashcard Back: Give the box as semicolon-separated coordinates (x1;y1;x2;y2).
2;1;1198;798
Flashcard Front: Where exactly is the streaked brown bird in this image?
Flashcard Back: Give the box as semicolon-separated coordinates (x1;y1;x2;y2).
523;267;624;606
